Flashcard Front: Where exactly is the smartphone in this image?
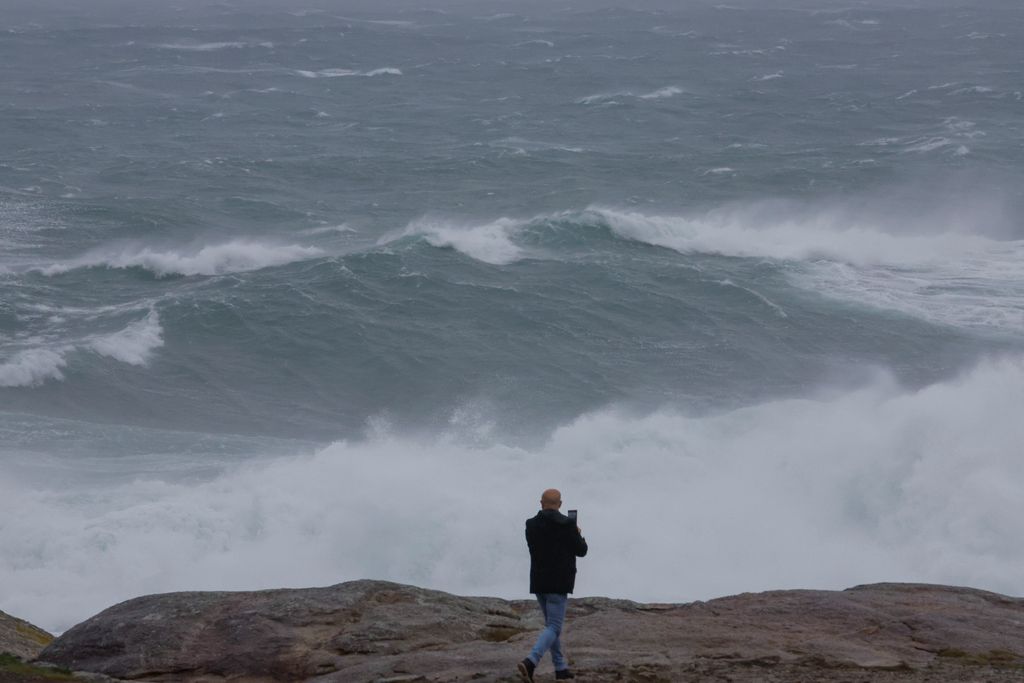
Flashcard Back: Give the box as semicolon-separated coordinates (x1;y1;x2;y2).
567;509;577;523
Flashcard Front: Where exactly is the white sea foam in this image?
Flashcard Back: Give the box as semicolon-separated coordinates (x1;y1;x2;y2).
87;311;163;366
363;68;403;77
753;72;783;81
948;86;994;96
577;86;683;104
40;240;324;278
156;42;257;51
302;224;356;236
594;205;1024;333
902;137;954;153
489;138;584;154
397;218;524;266
0;311;165;387
5;358;1024;632
296;67;402;78
576;92;623;105
638;86;684;99
596;206;992;265
0;348;68;387
796;247;1024;333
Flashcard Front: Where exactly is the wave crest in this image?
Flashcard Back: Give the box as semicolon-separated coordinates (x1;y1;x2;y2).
87;311;164;366
41;240;324;278
392;218;524;265
0;311;163;388
0;348;68;387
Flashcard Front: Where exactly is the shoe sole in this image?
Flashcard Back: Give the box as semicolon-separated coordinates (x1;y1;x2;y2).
517;662;533;682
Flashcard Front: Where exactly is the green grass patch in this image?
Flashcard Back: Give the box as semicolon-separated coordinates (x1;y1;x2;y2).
936;648;1022;668
15;623;53;647
0;653;76;680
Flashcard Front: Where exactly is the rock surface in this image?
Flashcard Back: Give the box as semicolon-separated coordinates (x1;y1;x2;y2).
38;580;1024;682
0;610;52;662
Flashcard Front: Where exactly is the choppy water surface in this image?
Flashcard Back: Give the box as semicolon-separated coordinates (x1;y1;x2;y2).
2;0;1023;632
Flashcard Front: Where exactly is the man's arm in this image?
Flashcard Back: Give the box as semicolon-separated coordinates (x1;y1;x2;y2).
574;528;588;557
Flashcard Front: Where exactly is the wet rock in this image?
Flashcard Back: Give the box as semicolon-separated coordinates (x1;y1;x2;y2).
38;581;1024;682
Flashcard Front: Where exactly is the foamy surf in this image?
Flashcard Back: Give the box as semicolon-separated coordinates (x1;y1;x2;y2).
0;311;163;387
0;348;68;387
593;205;1024;333
87;310;164;366
39;240;325;278
5;357;1024;633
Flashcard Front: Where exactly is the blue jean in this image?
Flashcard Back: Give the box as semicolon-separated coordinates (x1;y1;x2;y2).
527;592;569;671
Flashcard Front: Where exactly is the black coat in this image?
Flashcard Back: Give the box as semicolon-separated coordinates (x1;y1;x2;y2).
525;509;588;594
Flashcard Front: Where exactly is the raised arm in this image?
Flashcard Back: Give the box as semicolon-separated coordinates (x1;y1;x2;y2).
574;528;588;557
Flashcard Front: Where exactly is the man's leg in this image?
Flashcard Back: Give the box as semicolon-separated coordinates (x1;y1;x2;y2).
545;594;569;671
527;593;567;666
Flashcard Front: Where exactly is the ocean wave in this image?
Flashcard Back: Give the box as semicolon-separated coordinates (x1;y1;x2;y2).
796;251;1024;333
295;67;402;78
7;357;1024;632
87;311;164;366
901;137;956;153
577;85;684;104
0;348;68;387
0;311;163;388
948;85;995;96
393;218;525;266
589;206;1024;332
638;86;684;99
40;240;325;278
593;206;1004;266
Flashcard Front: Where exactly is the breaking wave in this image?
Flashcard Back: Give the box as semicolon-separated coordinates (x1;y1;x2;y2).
5;357;1024;632
0;311;163;388
391;218;524;266
382;204;1024;334
39;240;325;278
87;310;164;366
0;348;68;388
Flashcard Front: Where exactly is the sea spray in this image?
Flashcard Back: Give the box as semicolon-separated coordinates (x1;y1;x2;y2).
4;358;1024;632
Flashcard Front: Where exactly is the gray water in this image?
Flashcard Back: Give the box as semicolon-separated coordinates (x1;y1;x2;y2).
2;0;1024;633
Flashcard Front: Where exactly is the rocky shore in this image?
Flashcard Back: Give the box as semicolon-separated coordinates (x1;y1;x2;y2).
3;581;1024;682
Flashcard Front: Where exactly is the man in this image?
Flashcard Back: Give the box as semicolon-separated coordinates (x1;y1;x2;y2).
518;488;588;682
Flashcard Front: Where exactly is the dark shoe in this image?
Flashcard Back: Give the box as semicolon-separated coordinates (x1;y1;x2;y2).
517;658;535;682
555;670;576;680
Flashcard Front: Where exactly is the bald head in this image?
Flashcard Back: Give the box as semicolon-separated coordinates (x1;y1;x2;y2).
540;488;562;510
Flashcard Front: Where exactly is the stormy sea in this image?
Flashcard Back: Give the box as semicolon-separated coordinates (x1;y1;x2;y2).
2;0;1023;633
